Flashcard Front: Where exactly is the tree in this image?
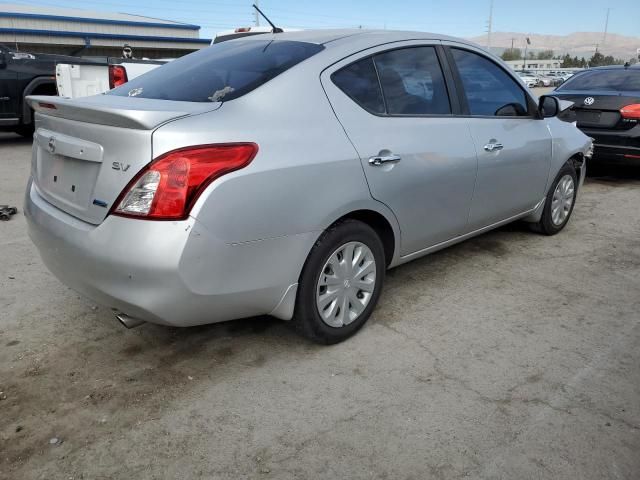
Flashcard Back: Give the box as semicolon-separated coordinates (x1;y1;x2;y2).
501;48;522;61
536;50;554;60
588;51;625;67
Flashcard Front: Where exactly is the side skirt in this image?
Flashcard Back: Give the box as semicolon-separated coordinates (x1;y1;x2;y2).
392;199;545;268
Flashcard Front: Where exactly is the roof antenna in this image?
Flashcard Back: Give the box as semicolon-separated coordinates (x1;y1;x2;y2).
252;4;283;33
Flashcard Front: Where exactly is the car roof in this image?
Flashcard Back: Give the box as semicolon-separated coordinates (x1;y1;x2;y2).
587;64;640;71
233;28;475;48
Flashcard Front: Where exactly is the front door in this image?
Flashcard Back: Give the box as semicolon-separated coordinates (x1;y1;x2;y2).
322;43;478;256
446;46;552;231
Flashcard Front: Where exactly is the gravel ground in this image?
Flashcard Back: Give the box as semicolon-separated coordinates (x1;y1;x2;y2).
1;131;639;479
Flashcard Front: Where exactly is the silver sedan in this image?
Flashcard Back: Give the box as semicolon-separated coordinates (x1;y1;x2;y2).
25;30;592;344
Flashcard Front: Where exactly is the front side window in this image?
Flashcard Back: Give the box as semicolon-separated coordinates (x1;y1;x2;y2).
108;40;324;103
451;48;529;117
374;47;451;115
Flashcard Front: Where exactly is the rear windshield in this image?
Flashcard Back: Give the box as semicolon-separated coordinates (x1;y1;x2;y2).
558;69;640;92
108;39;324;102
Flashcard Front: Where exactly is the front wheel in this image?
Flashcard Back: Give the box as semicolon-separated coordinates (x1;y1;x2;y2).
292;219;385;344
532;162;578;235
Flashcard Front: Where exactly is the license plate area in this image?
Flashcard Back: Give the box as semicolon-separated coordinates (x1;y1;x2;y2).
576;109;601;125
36;150;100;211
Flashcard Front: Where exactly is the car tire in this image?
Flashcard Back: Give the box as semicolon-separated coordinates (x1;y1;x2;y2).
291;219;386;344
531;162;578;235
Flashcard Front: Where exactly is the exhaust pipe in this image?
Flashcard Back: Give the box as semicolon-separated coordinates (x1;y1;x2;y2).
115;313;146;329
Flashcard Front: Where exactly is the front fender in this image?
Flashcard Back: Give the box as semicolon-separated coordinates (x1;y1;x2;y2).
545;116;592;192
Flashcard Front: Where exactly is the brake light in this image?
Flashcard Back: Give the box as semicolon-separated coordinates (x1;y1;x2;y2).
620;104;640;120
235;27;251;32
112;143;258;220
109;65;128;89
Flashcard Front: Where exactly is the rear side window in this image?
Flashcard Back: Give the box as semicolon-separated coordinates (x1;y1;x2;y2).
332;57;385;114
332;46;451;116
558;69;640;92
374;47;451;115
108;40;324;102
451;48;529;117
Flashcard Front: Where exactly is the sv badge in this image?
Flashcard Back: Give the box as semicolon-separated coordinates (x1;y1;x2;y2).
112;162;131;172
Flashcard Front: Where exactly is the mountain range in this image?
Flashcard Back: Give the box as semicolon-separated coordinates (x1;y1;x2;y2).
467;32;640;60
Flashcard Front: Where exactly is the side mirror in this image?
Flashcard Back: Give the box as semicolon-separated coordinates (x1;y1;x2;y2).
539;95;560;118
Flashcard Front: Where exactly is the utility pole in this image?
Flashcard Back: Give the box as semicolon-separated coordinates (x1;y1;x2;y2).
486;0;494;51
523;37;531;71
602;8;611;46
254;0;260;27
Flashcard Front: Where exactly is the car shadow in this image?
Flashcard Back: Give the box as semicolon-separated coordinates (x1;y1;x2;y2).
0;132;31;145
586;163;640;183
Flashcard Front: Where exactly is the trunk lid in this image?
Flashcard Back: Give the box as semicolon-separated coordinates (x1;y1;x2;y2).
27;95;221;224
554;90;640;129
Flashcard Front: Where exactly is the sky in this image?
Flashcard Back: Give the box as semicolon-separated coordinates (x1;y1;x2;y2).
7;0;640;40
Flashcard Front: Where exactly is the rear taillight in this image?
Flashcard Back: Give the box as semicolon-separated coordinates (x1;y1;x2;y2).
112;143;258;220
109;65;128;89
620;104;640;120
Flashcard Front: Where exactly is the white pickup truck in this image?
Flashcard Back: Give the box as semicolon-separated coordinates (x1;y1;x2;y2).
56;58;168;98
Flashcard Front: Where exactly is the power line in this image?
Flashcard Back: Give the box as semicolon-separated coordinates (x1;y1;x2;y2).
602;7;611;46
485;0;493;50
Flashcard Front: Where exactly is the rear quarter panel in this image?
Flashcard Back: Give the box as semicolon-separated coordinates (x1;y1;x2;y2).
152;61;400;254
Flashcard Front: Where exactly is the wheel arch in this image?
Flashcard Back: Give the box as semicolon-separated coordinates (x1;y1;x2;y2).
524;152;585;224
21;77;57;125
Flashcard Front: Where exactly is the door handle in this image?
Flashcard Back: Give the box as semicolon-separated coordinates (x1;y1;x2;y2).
483;142;504;152
368;154;402;166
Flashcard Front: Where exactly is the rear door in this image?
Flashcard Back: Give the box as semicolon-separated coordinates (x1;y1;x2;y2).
445;45;551;231
322;42;478;256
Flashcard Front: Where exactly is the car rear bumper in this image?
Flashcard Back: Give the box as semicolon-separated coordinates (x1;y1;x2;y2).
580;125;640;164
25;180;313;327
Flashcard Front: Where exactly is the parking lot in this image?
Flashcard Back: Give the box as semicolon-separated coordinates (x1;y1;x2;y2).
1;129;639;479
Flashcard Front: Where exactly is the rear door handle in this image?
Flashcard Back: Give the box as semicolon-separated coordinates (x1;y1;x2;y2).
368;154;402;166
483;142;504;152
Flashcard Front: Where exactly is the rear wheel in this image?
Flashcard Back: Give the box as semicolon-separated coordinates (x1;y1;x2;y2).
532;162;577;235
292;219;385;344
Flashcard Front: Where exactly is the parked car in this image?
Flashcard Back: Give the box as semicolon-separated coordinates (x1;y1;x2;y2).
25;30;593;344
56;58;169;99
517;71;538;88
554;64;640;164
536;74;554;87
0;44;100;135
546;72;565;86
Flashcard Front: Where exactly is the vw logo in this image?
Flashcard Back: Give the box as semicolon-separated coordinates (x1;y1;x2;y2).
583;97;595;106
47;136;56;154
128;87;143;97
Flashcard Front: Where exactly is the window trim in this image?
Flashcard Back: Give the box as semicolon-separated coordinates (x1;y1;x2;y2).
445;46;540;120
330;43;458;118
